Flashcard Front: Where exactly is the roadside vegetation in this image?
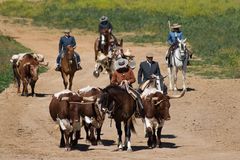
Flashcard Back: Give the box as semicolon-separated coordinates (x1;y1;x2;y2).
0;0;240;78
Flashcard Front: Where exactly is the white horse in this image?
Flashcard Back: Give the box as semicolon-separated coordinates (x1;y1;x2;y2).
168;38;188;91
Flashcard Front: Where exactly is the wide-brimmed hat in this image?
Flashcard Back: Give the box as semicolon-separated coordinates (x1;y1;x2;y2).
99;16;108;22
124;49;133;57
114;58;128;70
171;23;181;29
63;29;71;33
146;52;154;57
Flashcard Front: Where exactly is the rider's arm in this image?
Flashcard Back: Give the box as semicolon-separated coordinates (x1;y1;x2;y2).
155;62;162;78
128;69;136;84
179;32;183;40
71;36;76;48
137;63;143;84
167;32;173;45
59;37;63;53
111;72;119;85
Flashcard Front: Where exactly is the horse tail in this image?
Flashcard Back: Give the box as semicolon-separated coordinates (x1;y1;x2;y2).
129;116;136;134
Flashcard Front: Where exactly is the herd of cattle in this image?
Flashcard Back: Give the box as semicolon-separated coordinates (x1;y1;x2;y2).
10;52;185;152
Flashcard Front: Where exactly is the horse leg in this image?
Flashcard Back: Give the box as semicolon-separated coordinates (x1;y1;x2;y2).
173;67;178;91
124;122;132;152
157;127;163;148
115;121;123;150
182;68;187;91
168;67;173;91
61;72;68;89
68;74;74;90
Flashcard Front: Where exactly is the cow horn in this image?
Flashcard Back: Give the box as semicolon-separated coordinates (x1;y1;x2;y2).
83;96;95;102
61;97;69;101
183;38;187;43
169;90;185;99
39;61;49;67
152;97;159;101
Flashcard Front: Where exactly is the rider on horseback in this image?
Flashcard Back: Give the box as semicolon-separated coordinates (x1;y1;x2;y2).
55;29;82;71
111;58;145;117
98;16;117;51
166;23;183;67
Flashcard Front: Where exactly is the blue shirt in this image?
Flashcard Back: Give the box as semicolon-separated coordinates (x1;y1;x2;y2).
59;36;76;53
167;31;183;45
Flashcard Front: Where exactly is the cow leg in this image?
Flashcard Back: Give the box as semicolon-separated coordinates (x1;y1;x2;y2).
30;81;36;97
147;127;153;148
152;128;157;148
89;125;97;146
21;80;28;96
72;131;80;146
124;122;132;152
60;128;65;148
64;131;72;151
115;121;123;150
16;77;21;93
96;127;102;145
157;127;163;148
83;122;90;143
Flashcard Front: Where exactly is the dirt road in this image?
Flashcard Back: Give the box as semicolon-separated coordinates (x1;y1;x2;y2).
0;16;240;160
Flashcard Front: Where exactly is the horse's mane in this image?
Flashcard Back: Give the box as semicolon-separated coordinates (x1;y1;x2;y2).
103;84;126;93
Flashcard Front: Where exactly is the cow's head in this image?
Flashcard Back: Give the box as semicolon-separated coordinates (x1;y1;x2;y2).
30;64;39;81
151;94;171;121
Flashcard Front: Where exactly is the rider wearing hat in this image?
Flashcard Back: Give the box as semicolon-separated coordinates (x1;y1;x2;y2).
166;23;183;67
55;29;82;71
111;58;144;117
98;16;117;50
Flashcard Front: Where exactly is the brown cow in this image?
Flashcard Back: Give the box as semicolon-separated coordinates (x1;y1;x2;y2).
49;91;81;151
49;87;104;151
141;88;185;148
14;54;39;96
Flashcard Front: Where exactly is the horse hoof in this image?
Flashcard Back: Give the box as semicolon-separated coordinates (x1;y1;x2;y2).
127;148;133;152
65;147;71;151
97;140;102;145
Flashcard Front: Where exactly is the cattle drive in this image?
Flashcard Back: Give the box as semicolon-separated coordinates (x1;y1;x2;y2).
8;19;189;153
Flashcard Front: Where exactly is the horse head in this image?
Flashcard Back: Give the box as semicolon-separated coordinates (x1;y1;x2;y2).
65;45;75;64
177;38;187;58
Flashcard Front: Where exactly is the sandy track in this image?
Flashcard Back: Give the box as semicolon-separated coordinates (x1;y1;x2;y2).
0;17;240;160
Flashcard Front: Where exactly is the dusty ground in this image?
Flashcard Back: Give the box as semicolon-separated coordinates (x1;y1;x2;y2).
0;16;240;160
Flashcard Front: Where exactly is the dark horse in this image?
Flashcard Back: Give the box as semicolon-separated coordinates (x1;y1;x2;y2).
60;45;78;90
99;85;136;151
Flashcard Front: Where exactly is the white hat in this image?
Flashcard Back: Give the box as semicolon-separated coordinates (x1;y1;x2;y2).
171;23;181;29
63;29;71;33
114;58;128;70
99;16;108;22
124;49;133;57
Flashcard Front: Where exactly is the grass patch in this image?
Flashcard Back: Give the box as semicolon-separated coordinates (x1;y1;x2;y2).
1;0;240;78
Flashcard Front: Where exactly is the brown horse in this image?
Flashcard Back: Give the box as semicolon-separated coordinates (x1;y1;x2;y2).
93;37;123;80
14;54;39;96
99;85;136;151
60;45;77;90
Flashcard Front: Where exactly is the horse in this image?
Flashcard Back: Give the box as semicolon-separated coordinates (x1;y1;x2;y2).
99;85;136;151
14;54;39;96
168;38;188;91
93;38;123;80
60;45;78;90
